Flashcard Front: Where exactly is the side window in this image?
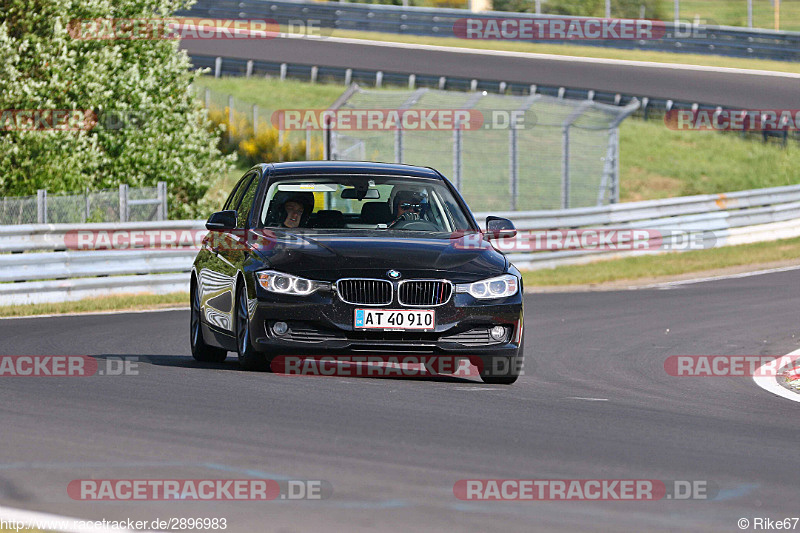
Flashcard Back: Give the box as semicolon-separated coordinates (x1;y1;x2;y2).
223;173;252;211
236;174;261;228
228;173;255;215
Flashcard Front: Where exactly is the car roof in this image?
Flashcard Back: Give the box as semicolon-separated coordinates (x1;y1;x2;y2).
263;161;442;179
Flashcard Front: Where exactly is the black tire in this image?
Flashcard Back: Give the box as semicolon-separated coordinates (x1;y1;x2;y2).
190;280;227;363
235;282;269;371
480;340;524;385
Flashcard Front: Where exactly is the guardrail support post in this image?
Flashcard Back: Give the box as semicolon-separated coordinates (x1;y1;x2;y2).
439;76;446;90
306;126;312;160
37;189;47;224
409;74;416;89
376;71;383;88
748;0;753;28
673;0;679;24
157;181;168;220
246;59;253;78
311;66;318;83
344;68;352;86
85;187;90;222
214;57;222;78
119;184;128;223
280;63;287;81
204;87;210;111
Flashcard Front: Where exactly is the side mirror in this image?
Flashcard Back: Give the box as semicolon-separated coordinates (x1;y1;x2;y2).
486;216;517;239
206;210;237;231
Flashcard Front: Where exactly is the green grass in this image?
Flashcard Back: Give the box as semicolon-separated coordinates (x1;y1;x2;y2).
679;0;800;31
194;77;346;112
522;236;800;286
325;28;800;74
0;292;188;318
619;120;800;202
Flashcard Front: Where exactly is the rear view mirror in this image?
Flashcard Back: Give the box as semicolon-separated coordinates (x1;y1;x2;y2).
486;216;517;239
206;210;237;231
341;188;380;200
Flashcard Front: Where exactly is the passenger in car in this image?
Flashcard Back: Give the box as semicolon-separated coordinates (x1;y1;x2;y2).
264;192;315;228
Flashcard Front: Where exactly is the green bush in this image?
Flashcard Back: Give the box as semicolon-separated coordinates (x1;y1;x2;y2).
0;0;235;219
205;107;323;167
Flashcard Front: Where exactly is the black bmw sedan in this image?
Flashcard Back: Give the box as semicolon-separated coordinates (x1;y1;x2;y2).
191;161;524;384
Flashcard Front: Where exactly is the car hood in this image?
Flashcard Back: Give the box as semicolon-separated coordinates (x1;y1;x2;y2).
251;230;507;282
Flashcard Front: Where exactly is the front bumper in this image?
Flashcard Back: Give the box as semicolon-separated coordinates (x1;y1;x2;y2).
249;286;523;358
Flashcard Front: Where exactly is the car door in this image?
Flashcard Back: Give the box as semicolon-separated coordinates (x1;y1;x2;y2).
199;170;258;333
215;169;264;330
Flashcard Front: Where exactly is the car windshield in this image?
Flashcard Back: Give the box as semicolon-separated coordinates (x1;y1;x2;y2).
259;175;475;233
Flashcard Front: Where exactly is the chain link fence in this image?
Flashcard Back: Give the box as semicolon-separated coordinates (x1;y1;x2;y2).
0;183;168;225
327;86;638;211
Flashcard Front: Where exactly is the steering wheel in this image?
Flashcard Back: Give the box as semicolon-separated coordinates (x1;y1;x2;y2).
392;219;440;231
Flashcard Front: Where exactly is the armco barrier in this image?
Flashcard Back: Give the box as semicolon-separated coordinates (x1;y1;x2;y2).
2;184;800;305
179;0;800;62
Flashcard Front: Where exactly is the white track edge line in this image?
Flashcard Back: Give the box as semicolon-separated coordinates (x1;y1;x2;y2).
753;348;800;403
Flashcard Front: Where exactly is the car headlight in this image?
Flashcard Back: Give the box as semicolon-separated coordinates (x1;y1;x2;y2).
257;270;325;296
455;274;519;299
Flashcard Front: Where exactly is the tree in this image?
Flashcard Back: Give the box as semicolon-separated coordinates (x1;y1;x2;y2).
0;0;234;218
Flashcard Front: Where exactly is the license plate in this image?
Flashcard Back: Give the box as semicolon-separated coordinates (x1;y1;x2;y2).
354;309;435;330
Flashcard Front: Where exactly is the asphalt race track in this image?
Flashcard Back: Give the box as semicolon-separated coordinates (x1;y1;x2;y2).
181;36;800;109
1;269;799;532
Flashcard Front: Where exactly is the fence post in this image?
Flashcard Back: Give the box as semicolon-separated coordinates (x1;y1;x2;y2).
214;57;222;78
452;122;462;190
394;125;403;164
157;181;168;220
85;187;90;222
613;129;620;203
509;121;518;211
323;116;331;160
119;184;128;222
37;189;47;224
228;95;234;145
204;87;210;110
747;0;753;28
561;124;570;210
252;104;258;136
674;0;679;24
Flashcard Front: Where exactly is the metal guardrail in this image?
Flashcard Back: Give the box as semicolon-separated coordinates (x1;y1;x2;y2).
180;0;800;62
2;184;800;304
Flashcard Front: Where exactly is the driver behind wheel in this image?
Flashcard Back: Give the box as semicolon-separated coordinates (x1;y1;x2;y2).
389;190;423;228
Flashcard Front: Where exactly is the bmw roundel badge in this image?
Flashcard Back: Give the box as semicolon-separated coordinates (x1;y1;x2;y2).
387;270;401;279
